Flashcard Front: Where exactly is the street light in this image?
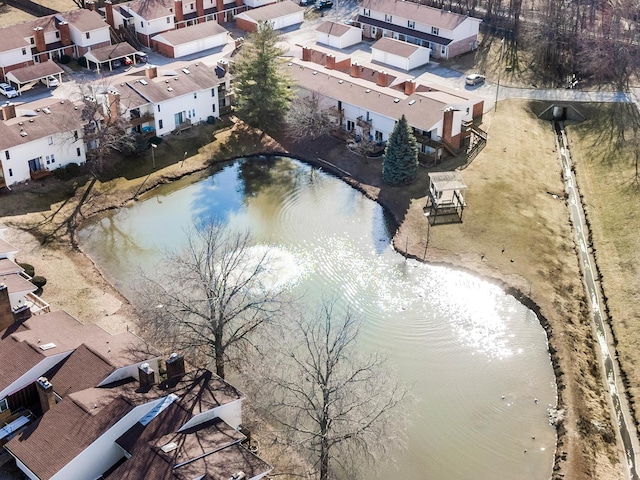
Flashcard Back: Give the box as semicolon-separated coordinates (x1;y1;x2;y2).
151;142;158;168
494;37;505;113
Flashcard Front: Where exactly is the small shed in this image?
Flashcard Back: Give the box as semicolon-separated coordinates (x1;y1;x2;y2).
235;0;304;32
371;37;430;71
315;21;362;49
151;21;229;58
424;171;467;224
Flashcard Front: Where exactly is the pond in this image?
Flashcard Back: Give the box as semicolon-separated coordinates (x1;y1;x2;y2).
78;157;557;480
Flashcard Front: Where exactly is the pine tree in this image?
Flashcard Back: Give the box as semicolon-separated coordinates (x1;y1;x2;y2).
233;22;293;135
382;115;419;185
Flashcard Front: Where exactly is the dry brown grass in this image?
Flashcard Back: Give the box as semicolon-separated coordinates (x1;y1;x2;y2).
567;103;640;428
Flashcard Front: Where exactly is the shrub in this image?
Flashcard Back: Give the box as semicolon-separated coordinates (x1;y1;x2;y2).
60;54;71;64
53;163;81;180
31;276;47;288
77;56;88;68
17;263;35;277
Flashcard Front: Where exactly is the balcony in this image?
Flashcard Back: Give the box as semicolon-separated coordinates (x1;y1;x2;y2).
25;292;50;315
325;106;343;121
129;111;154;127
356;116;372;128
29;168;52;181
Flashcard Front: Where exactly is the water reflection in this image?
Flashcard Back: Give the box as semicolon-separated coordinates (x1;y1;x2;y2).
78;157;556;480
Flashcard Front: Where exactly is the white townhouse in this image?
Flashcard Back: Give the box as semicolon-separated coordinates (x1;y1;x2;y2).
357;0;481;59
112;62;231;137
0;99;86;188
287;54;483;160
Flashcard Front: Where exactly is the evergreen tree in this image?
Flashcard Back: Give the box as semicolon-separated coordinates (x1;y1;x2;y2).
233;22;293;135
382;115;419;185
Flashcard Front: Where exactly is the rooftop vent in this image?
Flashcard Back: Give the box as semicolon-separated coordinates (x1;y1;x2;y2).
287;62;292;66
39;342;56;350
139;79;148;85
18;122;23;126
394;98;400;103
161;442;178;453
43;108;51;114
182;68;190;74
167;87;173;92
29;118;34;122
365;89;371;93
408;99;416;105
338;79;343;84
312;71;317;75
20;131;27;137
165;79;169;83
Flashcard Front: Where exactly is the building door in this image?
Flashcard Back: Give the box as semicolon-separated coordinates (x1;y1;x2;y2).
28;158;42;171
174;112;183;126
346;120;355;131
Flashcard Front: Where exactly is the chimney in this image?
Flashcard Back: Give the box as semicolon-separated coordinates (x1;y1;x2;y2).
138;363;156;389
301;46;311;62
86;0;96;10
0;284;13;331
58;21;72;47
442;107;455;145
196;0;204;22
404;79;416;95
1;103;16;121
107;92;121;122
37;377;56;414
13;304;31;323
165;353;186;379
326;54;336;70
145;65;158;79
350;62;361;78
175;0;184;27
105;0;114;28
33;27;46;53
215;0;224;24
376;70;388;87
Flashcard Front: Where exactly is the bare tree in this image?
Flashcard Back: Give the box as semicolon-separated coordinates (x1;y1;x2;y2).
137;219;291;379
286;93;335;141
247;299;409;480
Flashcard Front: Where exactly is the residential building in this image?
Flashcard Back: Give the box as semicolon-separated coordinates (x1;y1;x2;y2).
315;21;363;49
357;0;481;59
290;50;484;161
0;9;110;82
235;0;304;32
106;62;231;137
151;20;229;58
371;36;431;71
0;99;87;188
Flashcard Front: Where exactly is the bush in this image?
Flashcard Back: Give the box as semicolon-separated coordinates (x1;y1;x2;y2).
77;56;88;68
53;163;81;181
60;54;71;64
31;276;47;288
17;263;35;277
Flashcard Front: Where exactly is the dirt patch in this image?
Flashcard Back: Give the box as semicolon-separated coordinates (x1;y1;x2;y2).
0;107;625;479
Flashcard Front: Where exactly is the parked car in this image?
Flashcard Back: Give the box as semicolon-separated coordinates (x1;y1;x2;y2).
0;83;18;98
135;52;148;64
314;0;333;10
465;73;485;86
40;75;60;87
300;0;314;6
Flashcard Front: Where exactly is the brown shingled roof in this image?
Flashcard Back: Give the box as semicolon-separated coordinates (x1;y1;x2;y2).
83;42;139;63
0;258;24;276
58;9;108;32
0;273;36;295
49;344;115;398
236;0;303;23
122;0;174;20
0;238;18;256
6;60;64;83
360;0;476;30
372;36;421;58
316;20;352;37
5;396;134;480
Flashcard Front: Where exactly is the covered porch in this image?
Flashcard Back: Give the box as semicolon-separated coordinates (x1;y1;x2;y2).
5;61;64;95
424;171;467;224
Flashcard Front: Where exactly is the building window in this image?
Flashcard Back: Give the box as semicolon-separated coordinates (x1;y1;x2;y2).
0;398;8;413
74;130;78;141
159;119;163;129
371;26;377;36
4;150;9;160
86;32;90;39
431;26;439;35
141;21;144;28
211;88;216;97
48;136;53;145
220;97;226;107
192;109;195;117
50;153;55;163
76;147;81;156
363;8;370;16
384;14;392;22
408;20;415;29
30;38;35;44
8;168;12;177
46;155;50;165
22;48;26;55
55;31;60;38
194;92;197;99
167;17;171;23
190;3;194;8
158;105;161;112
212;104;216;113
441;44;446;55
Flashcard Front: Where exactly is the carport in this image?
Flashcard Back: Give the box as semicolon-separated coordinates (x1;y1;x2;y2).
5;61;64;95
83;42;140;74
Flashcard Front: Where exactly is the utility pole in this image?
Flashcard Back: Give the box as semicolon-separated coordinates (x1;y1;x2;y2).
494;38;505;113
151;142;157;168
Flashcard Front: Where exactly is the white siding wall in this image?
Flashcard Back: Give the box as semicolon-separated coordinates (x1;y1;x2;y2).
243;0;277;8
8;290;34;310
449;17;481;42
51;398;168;480
140;15;174;36
1;132;87;186
316;27;362;49
271;11;304;30
408;47;430;70
171;31;228;57
98;358;160;386
179;399;243;431
69;26;110;47
371;49;409;70
0;351;73;401
154;87;222;136
0;46;32;68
